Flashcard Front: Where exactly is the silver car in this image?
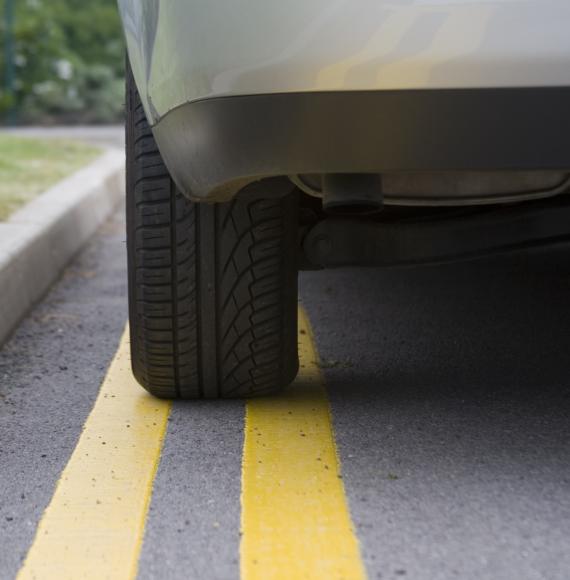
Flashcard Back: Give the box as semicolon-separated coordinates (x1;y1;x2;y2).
118;0;570;399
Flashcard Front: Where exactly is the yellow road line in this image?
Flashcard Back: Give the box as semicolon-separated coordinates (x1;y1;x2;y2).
18;328;171;580
241;308;366;580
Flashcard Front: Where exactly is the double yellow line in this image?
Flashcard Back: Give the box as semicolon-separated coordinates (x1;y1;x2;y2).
18;310;365;580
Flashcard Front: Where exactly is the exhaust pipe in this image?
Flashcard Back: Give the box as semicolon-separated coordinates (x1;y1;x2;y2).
322;173;384;215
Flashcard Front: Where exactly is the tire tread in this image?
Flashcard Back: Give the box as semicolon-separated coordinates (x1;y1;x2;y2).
126;65;298;399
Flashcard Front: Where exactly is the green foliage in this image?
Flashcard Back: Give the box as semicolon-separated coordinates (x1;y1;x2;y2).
0;0;124;124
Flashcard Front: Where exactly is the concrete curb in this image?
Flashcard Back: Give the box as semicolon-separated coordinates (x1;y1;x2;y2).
0;149;125;346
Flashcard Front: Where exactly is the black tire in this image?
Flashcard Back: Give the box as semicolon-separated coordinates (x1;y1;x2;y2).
126;66;299;399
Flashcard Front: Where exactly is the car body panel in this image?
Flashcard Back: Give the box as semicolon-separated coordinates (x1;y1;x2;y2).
119;0;570;125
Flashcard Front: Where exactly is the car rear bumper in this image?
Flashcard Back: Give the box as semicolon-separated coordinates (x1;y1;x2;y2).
120;0;570;125
152;87;570;202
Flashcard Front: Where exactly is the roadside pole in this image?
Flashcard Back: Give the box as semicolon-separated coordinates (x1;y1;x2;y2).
3;0;16;125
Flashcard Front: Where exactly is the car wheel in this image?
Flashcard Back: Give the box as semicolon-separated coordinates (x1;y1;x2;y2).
126;65;299;399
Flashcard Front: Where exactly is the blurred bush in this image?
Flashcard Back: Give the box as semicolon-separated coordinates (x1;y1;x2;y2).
0;0;124;124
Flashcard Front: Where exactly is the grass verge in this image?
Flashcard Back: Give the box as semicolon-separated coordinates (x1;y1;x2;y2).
0;134;101;221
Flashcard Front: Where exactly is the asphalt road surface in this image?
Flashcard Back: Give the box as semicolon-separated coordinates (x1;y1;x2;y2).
1;204;570;579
